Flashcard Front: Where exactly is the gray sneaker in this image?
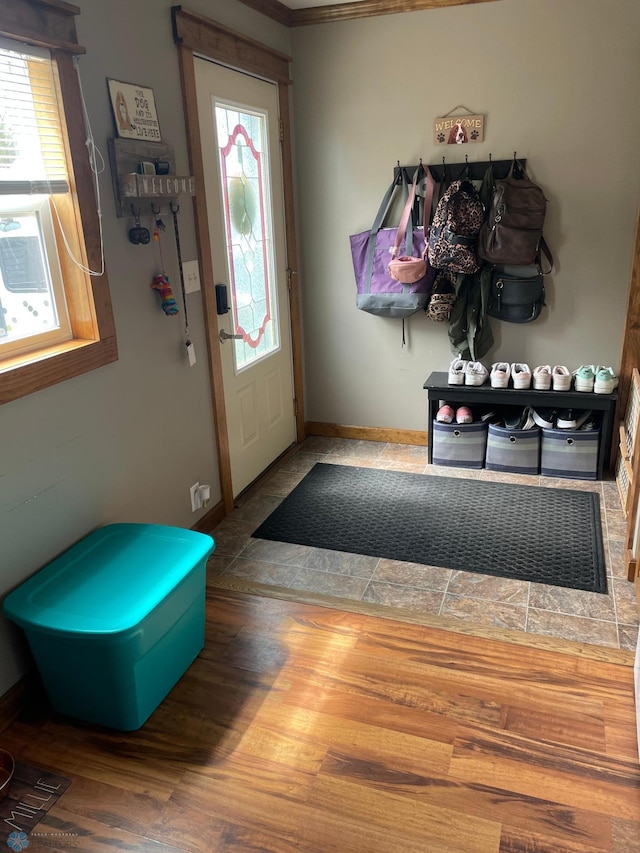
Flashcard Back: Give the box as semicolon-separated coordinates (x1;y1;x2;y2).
504;406;536;430
579;417;598;431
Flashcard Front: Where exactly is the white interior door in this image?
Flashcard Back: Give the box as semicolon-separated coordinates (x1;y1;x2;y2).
195;59;296;497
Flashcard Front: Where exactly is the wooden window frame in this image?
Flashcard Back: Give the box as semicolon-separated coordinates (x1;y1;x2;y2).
0;0;117;406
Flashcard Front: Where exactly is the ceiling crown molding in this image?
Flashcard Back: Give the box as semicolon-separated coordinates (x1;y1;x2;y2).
236;0;292;26
237;0;498;27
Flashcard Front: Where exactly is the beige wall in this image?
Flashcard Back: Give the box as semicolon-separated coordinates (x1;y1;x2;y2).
291;0;640;430
0;0;291;695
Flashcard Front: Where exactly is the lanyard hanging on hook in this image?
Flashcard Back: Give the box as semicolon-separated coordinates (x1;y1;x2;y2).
170;202;196;366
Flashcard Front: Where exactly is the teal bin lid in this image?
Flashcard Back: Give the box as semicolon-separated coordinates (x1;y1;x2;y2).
3;523;214;636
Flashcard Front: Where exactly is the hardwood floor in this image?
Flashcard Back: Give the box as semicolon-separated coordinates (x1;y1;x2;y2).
1;589;639;852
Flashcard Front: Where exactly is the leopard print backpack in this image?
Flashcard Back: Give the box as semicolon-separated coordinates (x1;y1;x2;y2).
425;271;456;322
427;179;483;274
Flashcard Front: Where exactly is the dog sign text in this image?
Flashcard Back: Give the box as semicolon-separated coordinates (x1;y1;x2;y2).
433;114;484;145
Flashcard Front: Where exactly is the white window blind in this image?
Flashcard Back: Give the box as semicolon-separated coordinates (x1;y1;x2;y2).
0;42;69;195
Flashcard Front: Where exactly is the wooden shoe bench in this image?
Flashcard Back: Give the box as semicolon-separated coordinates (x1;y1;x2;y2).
423;370;618;480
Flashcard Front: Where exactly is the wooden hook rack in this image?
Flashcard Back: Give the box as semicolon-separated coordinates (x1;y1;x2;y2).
108;138;195;218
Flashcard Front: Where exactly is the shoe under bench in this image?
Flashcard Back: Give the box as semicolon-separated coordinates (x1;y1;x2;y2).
423;370;618;480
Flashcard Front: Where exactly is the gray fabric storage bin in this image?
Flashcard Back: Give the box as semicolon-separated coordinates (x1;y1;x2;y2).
431;421;487;469
540;428;600;480
486;424;540;474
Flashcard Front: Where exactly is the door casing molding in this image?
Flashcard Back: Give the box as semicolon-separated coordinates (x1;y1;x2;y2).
172;6;304;514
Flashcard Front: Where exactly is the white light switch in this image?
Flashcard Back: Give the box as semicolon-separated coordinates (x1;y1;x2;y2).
183;260;201;293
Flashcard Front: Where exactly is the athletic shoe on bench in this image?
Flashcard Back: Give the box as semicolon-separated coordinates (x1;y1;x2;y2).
448;357;467;385
503;406;536;430
532;407;557;428
455;406;474;424
594;366;619;394
436;404;455;423
552;365;572;391
465;361;489;386
480;410;503;425
511;363;532;389
556;409;593;429
573;364;597;392
503;407;524;429
490;362;511;388
532;364;552;390
579;417;598;431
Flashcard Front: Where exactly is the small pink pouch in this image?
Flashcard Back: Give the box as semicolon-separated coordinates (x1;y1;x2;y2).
388;255;427;284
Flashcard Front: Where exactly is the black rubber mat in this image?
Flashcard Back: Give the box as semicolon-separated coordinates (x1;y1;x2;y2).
252;464;607;593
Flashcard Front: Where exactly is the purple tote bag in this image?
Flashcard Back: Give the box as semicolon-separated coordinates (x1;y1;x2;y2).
350;166;436;318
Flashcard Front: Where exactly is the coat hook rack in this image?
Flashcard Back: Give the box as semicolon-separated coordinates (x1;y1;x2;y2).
394;156;526;184
108;138;195;218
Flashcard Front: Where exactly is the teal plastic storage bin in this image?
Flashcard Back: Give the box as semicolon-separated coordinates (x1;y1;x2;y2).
3;523;214;731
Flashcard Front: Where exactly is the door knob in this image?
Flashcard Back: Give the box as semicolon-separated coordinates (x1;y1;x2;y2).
219;329;242;343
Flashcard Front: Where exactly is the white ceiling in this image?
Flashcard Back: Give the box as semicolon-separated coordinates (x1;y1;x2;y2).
279;0;364;7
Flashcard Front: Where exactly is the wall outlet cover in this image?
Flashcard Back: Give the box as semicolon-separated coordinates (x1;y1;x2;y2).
183;260;201;293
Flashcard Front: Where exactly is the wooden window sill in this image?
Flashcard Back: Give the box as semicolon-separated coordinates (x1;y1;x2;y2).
0;335;118;405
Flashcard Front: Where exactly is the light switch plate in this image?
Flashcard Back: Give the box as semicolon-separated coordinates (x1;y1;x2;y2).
183;260;201;293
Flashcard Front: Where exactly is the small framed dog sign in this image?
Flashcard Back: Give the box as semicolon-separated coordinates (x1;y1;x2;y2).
108;79;162;142
433;110;485;145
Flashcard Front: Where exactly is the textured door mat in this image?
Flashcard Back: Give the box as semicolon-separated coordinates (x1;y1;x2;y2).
252;464;607;593
0;761;70;849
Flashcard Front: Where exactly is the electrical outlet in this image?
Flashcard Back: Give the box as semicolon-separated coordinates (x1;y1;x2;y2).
183;260;201;294
189;481;201;512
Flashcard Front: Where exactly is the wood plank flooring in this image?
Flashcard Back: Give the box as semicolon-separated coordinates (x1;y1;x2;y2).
1;589;639;852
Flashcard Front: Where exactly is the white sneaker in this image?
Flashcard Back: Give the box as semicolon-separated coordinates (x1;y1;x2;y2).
448;357;467;385
511;363;532;389
521;406;537;430
556;408;593;429
532;364;552;391
594;366;619;395
465;361;489;386
552;365;571;391
573;364;597;392
490;362;511;389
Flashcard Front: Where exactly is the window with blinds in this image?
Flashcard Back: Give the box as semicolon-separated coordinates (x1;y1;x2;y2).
0;41;69;196
0;0;117;406
0;40;71;356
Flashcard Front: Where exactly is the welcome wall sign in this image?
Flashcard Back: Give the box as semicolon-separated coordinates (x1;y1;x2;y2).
433;106;485;145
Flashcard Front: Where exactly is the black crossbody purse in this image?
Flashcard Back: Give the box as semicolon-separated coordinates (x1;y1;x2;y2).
487;266;545;323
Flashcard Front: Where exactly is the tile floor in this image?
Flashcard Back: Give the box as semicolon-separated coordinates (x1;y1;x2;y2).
209;436;639;651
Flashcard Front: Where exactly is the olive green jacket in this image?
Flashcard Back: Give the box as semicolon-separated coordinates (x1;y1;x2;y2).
447;266;494;362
